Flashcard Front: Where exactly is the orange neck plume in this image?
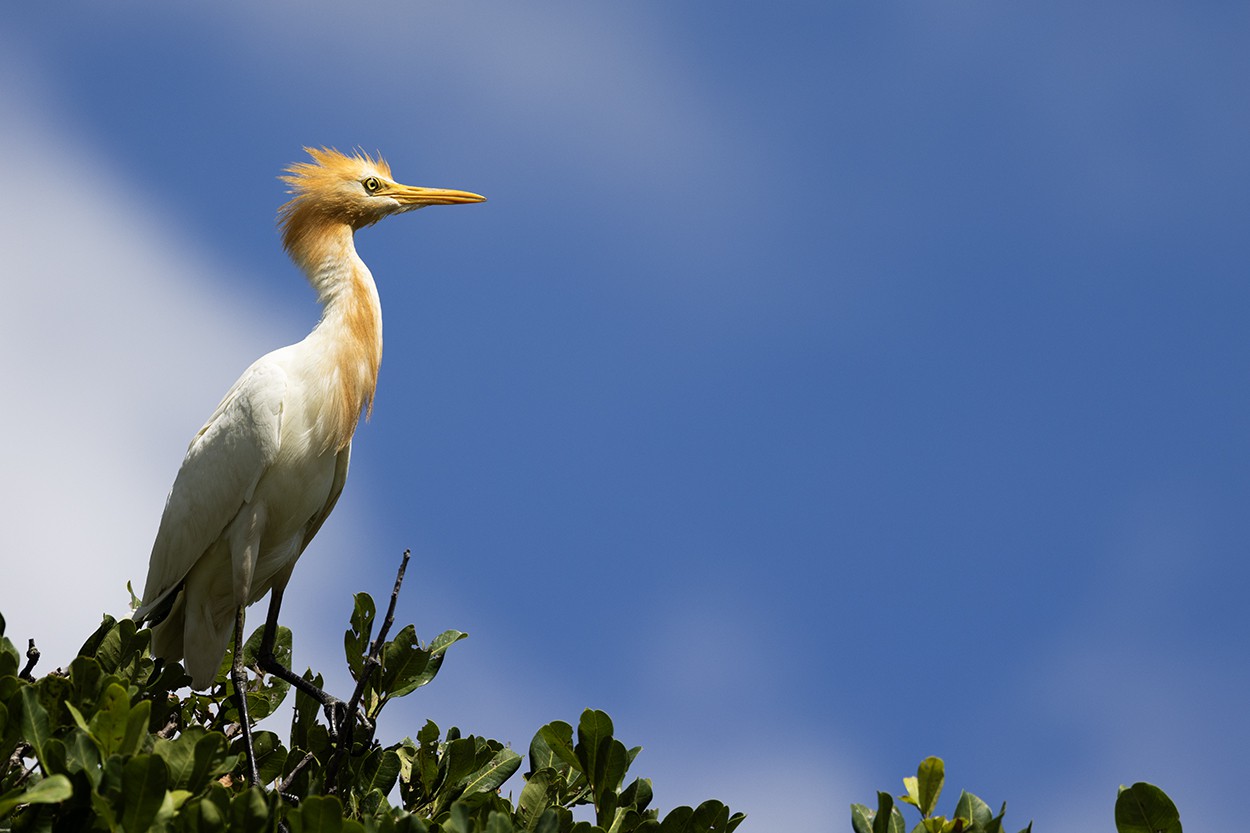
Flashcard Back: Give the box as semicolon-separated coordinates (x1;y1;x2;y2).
285;213;383;453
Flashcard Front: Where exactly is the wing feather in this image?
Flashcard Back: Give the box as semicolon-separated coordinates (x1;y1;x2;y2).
301;443;350;555
135;359;286;621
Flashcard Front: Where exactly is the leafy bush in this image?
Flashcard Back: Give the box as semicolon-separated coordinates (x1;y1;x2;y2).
0;555;745;833
0;553;1183;833
852;756;1182;833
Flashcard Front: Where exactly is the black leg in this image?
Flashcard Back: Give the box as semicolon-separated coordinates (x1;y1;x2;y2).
255;584;348;738
231;606;261;785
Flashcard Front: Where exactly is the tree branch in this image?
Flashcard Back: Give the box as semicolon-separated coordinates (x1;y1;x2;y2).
326;549;411;791
18;639;40;681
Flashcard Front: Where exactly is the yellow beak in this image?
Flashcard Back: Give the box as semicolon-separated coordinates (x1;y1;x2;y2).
384;183;487;207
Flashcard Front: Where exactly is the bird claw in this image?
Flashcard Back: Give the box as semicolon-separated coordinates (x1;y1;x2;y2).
321;697;375;747
322;697;349;741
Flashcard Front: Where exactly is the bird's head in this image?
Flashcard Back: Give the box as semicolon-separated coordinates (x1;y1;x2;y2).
278;147;485;256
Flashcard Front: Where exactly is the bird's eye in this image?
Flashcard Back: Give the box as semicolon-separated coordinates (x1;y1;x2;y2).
362;177;382;194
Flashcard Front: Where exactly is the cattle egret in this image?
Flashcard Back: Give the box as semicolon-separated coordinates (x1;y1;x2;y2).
133;147;484;782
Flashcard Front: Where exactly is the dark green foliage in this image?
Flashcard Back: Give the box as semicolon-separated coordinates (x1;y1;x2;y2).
1;595;1185;833
853;757;1182;833
0;601;743;832
1115;783;1182;833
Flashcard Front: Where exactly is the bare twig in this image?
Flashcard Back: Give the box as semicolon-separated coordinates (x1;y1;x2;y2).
5;743;33;778
4;744;37;790
18;639;40;681
277;751;316;797
371;549;412;657
326;549;411;792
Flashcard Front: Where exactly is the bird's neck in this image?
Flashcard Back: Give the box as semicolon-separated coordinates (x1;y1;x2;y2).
291;221;383;452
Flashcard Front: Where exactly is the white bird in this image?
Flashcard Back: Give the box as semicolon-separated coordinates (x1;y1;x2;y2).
133;148;484;778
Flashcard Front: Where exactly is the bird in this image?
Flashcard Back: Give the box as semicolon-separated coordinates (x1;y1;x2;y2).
133;147;484;779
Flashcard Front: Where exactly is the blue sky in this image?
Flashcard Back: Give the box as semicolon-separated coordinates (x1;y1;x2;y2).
1;3;1248;830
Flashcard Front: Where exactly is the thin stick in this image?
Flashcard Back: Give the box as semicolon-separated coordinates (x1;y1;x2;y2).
277;751;316;796
371;549;411;657
6;744;33;787
326;549;411;792
18;640;40;681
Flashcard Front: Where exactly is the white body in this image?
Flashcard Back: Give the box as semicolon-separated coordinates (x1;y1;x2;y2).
133;148;483;690
137;252;380;688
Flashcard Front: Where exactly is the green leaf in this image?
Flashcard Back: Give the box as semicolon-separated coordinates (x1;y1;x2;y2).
345;593;376;678
240;626;292;721
416;720;442;793
606;807;641;833
77;615;119;658
530;721;580;776
291;670;327;749
915;757;944;818
463;747;523;796
0;774;73;817
181;793;228;833
874;791;905;833
1115;783;1182;833
485;810;514;833
153;727;228;793
122;697;153;757
445;802;472;833
619;777;653;814
251;730;289;787
400;630;468;694
852;804;876;833
901;776;921;810
518;768;556;825
69;656;105;705
64;728;104;786
358;748;402;797
192;731;233;789
954;791;993;831
121;755;169;833
979;801;1010;833
19;685;50;766
378;626;432;700
441;736;482;792
533;807;566;833
429;629;470;656
96;617;148;677
230;786;273;833
851;797;903;833
658;806;693;833
89;682;132;756
576;709;614;800
359;786;390;818
691;800;729;830
293;794;346;833
153;733;197;790
0;653;14;683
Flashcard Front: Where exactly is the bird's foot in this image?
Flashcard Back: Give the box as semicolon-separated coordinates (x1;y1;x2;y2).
323;696;348;742
322;696;375;748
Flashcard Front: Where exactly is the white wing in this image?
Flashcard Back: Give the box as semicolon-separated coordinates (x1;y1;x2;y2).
301;442;350;555
135;359;286;622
